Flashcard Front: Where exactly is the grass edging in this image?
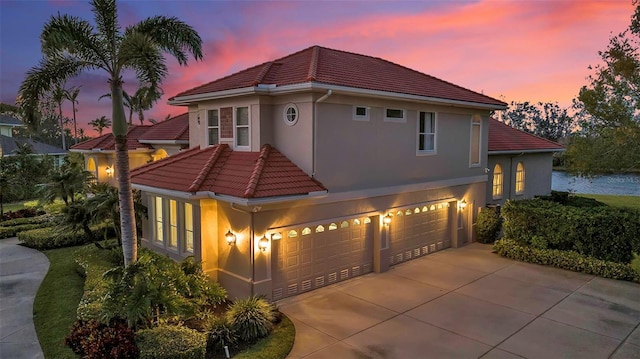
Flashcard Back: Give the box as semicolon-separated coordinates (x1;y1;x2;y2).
493;238;640;282
232;314;296;359
33;246;85;359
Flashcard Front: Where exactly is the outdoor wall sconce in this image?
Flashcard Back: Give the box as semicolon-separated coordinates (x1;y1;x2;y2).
458;199;467;210
105;166;113;177
225;230;236;246
383;213;392;225
258;235;269;252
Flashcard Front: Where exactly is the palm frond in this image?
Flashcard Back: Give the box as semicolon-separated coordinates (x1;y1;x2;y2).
90;0;119;67
41;13;107;69
118;32;167;87
127;16;203;66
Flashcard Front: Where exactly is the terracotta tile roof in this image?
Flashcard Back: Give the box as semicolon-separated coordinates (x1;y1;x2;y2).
139;113;189;142
171;46;506;107
130;144;327;199
488;118;564;153
70;125;154;151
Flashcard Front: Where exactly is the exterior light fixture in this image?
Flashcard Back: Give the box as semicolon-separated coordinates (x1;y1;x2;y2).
105;166;113;176
383;213;392;225
458;199;467;210
258;235;269;252
225;230;236;246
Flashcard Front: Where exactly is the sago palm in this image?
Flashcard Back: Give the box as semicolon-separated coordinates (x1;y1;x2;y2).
18;0;203;266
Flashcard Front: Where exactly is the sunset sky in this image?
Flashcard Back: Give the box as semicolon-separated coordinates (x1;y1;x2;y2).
0;0;635;135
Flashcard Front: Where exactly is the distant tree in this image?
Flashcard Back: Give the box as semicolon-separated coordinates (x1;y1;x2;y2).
51;83;69;150
129;85;162;125
499;101;574;142
566;3;640;175
66;86;81;144
0;103;19;115
0;157;18;217
89;116;112;136
18;0;203;266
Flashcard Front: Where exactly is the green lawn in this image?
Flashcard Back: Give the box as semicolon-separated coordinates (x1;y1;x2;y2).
34;246;84;359
2;201;28;212
579;194;640;209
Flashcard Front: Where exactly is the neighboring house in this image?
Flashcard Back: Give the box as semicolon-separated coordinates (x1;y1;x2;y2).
0;114;67;165
70;113;189;185
129;45;511;300
486;119;564;206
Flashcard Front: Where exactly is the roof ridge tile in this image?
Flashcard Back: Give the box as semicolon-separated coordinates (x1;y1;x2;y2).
306;46;320;82
188;144;228;192
243;144;271;198
252;61;275;86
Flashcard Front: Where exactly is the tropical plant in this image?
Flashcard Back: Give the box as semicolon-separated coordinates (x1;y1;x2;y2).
129;85;162;125
40;157;92;206
89;116;112;136
51;83;68;150
226;296;275;343
18;0;203;267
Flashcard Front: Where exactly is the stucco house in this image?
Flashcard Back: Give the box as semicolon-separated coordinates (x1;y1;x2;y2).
125;45;520;300
69;113;189;185
486;118;564;205
69;46;565;300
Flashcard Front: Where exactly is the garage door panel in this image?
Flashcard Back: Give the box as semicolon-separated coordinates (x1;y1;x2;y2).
272;218;373;300
389;203;451;266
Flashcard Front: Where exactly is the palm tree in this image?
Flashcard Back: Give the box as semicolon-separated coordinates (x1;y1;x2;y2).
129;85;162;125
18;0;203;266
89;115;112;136
51;83;68;150
66;86;81;144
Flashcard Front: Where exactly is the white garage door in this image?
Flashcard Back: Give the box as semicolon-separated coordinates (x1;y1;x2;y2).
388;202;451;265
272;216;373;300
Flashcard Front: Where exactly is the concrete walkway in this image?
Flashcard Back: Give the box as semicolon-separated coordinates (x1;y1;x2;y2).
279;243;640;359
0;237;48;359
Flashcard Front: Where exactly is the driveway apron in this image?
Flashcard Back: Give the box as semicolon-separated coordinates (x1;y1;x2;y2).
0;237;48;359
279;243;640;359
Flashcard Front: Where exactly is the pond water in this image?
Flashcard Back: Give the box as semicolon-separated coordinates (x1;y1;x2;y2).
552;171;640;196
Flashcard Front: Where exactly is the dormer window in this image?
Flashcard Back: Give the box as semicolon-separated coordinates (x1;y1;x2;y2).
235;107;249;148
207;109;219;146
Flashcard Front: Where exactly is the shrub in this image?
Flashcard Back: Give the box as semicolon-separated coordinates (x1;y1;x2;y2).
476;206;502;244
101;250;227;328
1;207;43;220
0;224;42;239
74;241;122;321
18;226;92;249
493;239;640;282
64;319;138;359
501;199;640;263
207;315;238;354
136;325;207;359
0;214;52;227
227;296;275;343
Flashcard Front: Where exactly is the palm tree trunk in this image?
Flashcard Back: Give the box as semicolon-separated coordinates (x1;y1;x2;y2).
72;102;78;144
112;79;137;267
58;103;66;150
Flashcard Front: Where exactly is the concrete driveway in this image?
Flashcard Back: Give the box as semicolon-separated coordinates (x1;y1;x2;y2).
279;243;640;359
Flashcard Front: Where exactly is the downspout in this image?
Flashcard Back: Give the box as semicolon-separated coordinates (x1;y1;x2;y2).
312;90;332;177
230;203;261;296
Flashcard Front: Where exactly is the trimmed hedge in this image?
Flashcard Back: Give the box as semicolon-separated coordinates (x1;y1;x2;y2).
501;199;640;263
136;326;207;359
18;224;115;250
0;215;52;227
493;239;640;282
0;224;43;239
477;206;502;244
74;241;122;321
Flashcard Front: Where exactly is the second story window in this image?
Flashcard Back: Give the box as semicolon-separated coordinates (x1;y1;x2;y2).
417;111;436;154
236;107;249;147
353;106;369;121
470;115;481;166
207;109;219;145
385;108;406;122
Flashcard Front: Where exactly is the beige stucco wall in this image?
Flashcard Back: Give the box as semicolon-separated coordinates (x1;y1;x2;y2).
313;95;491;191
183;177;485;299
487;152;554;206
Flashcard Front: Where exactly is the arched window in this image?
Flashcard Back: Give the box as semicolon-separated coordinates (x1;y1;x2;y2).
492;164;503;199
153;149;168;161
87;157;98;181
515;162;525;195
